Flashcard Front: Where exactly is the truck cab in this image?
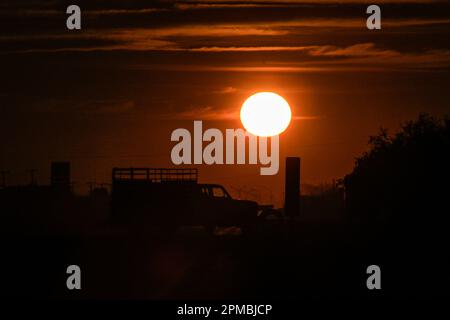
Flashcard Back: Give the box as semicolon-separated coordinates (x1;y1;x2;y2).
197;184;258;228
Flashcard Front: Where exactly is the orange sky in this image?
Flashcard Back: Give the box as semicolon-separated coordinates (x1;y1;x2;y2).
1;0;450;206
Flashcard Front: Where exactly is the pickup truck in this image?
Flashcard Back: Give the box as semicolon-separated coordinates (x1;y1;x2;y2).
110;168;259;231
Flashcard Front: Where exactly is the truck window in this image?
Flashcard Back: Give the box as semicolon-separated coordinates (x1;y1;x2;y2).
211;186;228;198
201;186;209;196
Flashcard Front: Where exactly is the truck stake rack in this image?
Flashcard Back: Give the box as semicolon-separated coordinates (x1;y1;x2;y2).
112;168;198;183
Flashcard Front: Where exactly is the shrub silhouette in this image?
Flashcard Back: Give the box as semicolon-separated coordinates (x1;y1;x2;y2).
344;113;450;230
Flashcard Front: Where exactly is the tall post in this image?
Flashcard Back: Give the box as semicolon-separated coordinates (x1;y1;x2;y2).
284;157;300;219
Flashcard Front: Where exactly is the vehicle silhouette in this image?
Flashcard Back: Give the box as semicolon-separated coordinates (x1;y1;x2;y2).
110;168;259;232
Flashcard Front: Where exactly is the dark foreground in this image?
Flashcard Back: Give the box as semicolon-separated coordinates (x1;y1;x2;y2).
1;217;448;300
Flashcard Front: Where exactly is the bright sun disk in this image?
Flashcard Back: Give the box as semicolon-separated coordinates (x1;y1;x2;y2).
240;92;292;137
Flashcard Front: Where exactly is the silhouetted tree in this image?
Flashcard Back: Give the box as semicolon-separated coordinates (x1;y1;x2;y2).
344;113;450;230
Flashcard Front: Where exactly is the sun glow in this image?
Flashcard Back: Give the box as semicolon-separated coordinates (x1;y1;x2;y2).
240;92;292;137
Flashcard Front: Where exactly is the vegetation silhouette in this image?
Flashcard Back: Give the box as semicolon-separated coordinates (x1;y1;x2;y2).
345;113;449;225
344;113;450;295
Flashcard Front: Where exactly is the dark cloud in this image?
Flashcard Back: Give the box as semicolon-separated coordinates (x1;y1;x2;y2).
1;0;449;61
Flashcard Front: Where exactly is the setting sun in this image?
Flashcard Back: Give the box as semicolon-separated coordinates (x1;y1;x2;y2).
240;92;292;137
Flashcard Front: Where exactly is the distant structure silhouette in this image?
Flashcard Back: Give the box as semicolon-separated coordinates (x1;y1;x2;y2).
285;157;300;218
51;162;71;191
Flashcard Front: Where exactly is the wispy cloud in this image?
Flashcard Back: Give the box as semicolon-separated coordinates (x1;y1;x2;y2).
2;1;450;75
122;42;450;72
308;43;398;57
212;86;239;94
157;105;320;121
3;16;450;53
175;0;445;7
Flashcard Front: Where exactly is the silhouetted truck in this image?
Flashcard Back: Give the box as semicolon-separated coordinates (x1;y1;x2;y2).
111;168;258;231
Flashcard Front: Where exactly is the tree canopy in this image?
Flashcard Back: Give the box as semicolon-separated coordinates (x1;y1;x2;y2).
344;113;450;224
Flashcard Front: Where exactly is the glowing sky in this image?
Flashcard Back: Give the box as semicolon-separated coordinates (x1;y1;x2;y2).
1;0;450;205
